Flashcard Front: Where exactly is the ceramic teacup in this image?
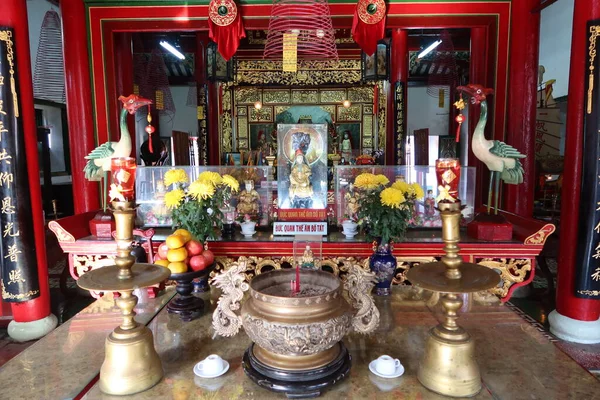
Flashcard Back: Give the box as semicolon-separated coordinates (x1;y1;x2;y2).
374;355;401;376
203;354;225;375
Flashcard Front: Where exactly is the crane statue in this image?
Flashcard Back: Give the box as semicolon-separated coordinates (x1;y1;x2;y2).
456;84;526;215
84;94;153;211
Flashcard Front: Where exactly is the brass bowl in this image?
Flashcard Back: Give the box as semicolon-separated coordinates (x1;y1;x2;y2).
212;264;379;372
241;270;353;370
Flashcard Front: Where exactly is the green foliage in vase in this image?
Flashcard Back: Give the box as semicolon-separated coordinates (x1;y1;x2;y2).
353;173;424;244
163;170;240;241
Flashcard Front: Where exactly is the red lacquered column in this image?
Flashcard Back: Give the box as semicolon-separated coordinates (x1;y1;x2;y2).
503;0;540;217
60;0;100;213
0;0;56;340
469;27;488;208
387;29;408;165
549;0;600;343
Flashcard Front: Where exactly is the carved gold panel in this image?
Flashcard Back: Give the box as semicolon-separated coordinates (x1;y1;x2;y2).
236;60;362;86
263;90;290;104
363;105;373;115
292;90;319;104
237;117;248;138
238;139;249;150
237;107;247;116
250;106;273;122
348;87;374;103
235;87;261;104
221;86;233;153
320;90;347;103
476;258;532;298
363;137;373;148
363;115;373;137
275;106;290;116
337;105;361;121
320;105;336;117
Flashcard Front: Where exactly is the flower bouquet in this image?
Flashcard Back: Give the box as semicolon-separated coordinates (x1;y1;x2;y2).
353;173;424;244
163;169;240;241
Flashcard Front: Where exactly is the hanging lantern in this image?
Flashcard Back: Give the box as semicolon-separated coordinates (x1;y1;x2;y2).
207;42;235;82
361;39;389;81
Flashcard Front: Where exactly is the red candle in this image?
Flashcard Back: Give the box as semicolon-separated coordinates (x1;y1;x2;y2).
295;265;300;293
110;157;137;201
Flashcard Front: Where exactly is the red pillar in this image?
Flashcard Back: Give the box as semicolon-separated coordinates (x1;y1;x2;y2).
554;0;600;322
60;0;100;214
469;27;488;208
387;29;408;165
114;33;135;156
503;0;540;217
0;0;54;333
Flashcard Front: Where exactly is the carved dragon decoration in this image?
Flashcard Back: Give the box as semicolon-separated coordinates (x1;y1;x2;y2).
344;264;380;334
210;261;249;338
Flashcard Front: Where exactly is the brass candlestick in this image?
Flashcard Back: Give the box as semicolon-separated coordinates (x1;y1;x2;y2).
77;201;170;395
406;201;500;397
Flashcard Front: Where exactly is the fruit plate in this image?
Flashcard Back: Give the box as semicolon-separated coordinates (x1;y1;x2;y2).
169;262;215;282
167;263;216;322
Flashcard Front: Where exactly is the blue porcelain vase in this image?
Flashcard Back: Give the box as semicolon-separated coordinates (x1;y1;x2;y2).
369;239;397;296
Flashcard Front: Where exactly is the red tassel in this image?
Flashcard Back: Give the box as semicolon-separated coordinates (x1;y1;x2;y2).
149;133;154;153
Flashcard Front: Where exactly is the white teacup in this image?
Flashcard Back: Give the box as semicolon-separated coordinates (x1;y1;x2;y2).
374;355;401;376
202;354;225;375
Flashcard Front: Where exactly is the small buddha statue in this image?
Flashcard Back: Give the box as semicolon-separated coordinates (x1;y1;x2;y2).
236;180;260;220
301;245;315;269
340;131;352;161
289;149;314;208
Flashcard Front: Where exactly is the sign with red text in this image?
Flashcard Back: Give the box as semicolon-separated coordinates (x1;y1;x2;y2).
273;222;327;236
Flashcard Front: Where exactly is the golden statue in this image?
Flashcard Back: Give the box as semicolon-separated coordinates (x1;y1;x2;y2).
236;180;260;220
289;150;314;208
344;184;360;221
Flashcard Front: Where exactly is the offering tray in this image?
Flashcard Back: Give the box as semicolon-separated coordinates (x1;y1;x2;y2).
77;263;170;292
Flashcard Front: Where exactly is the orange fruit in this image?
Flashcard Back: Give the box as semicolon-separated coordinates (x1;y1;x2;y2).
166;234;186;249
167;247;188;262
173;229;192;244
167;262;187;274
154;259;169;268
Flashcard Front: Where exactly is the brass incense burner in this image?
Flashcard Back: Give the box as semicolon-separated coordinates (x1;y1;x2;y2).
77;201;170;395
211;264;379;396
406;201;500;397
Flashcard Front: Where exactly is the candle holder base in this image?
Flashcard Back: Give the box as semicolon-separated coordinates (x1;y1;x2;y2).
417;328;481;398
99;324;163;395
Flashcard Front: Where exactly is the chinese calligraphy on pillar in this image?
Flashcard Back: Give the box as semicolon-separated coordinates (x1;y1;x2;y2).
0;27;40;302
576;21;600;298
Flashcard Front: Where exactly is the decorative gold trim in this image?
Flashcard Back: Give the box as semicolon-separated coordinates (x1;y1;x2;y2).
0;30;18;117
48;221;76;243
235;60;362;86
588;25;600;114
524;224;555;245
221;83;233;153
477;258;531;298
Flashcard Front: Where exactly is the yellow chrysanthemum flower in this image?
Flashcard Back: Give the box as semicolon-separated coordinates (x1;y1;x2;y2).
411;182;425;199
375;174;390;186
188;180;215;200
354;173;379;190
380;188;406;209
163;169;189;187
222;174;240;192
391;180;410;193
197;171;223;186
164;189;185;209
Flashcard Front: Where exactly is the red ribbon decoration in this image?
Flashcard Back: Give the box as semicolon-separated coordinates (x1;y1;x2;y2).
351;0;386;56
208;0;246;61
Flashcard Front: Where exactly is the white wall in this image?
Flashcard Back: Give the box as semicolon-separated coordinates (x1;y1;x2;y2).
538;0;575;98
407;85;450;137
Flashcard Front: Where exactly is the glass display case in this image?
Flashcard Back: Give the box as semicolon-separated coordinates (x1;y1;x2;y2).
293;235;323;270
136;166;272;227
334;165;476;228
276;124;328;217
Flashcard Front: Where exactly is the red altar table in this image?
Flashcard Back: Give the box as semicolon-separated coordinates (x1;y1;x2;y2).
48;210;554;302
